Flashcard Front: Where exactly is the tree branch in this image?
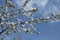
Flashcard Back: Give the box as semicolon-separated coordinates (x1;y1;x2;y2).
0;27;9;35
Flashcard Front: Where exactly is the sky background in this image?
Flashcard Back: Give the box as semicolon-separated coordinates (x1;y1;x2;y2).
0;0;60;40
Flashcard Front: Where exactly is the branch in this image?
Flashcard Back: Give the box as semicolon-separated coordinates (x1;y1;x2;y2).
0;27;9;35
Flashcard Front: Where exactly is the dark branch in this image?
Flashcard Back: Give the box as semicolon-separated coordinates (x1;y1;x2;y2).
0;27;9;35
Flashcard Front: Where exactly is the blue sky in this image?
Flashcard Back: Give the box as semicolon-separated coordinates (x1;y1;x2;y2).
0;0;60;40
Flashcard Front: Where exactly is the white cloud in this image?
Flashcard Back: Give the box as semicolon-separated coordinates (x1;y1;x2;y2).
14;0;49;8
32;0;49;8
14;0;24;7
